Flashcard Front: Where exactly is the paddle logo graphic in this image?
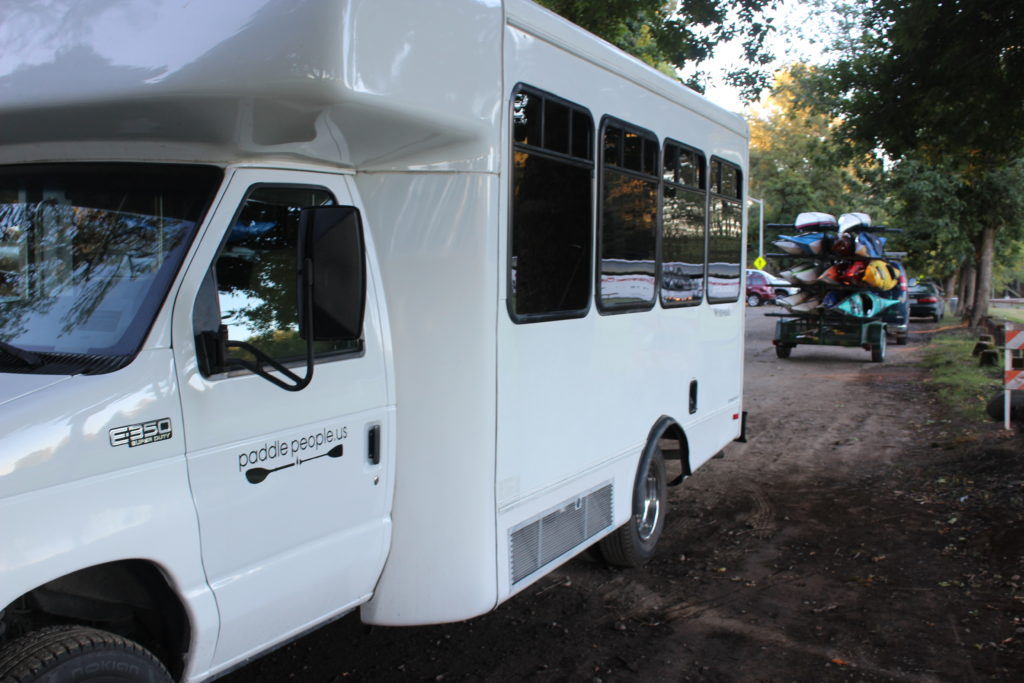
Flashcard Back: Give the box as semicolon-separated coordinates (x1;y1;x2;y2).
238;425;348;484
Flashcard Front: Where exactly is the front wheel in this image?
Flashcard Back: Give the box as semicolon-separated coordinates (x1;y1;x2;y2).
0;626;172;683
746;293;762;307
599;446;668;567
775;343;792;359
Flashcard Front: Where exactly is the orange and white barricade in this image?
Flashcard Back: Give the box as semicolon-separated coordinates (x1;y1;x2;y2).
1005;325;1023;430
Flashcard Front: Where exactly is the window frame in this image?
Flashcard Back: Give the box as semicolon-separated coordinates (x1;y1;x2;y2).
596;115;661;316
507;83;596;324
659;138;708;309
196;181;365;381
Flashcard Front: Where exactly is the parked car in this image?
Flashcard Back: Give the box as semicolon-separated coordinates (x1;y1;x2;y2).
745;269;798;307
909;282;945;321
881;261;909;344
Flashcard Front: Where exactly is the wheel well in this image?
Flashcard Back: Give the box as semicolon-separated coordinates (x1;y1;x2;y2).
1;560;190;681
649;416;691;486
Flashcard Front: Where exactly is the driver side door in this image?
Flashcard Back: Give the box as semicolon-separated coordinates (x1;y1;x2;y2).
172;168;392;670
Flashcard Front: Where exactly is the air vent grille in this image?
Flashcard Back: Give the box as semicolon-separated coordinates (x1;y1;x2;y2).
510;483;613;585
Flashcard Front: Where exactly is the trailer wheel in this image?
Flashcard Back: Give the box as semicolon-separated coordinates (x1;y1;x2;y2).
871;333;886;362
775;343;792;359
0;625;172;683
599;446;667;567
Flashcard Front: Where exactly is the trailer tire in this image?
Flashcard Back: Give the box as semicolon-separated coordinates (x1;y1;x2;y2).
0;625;172;683
775;344;792;359
599;446;667;568
871;333;886;363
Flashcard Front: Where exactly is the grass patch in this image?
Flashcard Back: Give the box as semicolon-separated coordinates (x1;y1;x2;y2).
990;306;1024;325
920;330;1003;420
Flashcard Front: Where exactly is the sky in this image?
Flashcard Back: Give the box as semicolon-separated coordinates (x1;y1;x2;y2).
696;0;834;114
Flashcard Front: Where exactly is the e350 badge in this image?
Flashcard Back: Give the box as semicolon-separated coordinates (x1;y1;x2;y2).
109;418;173;448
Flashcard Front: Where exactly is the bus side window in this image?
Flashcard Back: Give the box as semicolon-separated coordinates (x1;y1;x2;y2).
509;85;594;322
598;119;659;313
661;140;707;307
707;159;743;304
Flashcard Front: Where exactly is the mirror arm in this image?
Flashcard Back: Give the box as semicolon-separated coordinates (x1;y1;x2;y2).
224;337;313;392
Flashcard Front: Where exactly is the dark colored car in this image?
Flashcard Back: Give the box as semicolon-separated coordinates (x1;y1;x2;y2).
745;269;797;307
881;262;909;344
908;282;945;321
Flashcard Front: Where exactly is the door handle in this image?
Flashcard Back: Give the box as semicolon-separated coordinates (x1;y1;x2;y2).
367;424;381;465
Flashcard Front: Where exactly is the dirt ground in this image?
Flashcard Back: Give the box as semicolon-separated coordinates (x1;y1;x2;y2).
225;308;1024;682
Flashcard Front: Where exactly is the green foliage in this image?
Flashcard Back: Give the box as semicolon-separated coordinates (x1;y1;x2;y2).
536;0;780;100
806;1;1024;162
788;1;1024;324
747;68;888;239
887;156;1024;281
921;332;1003;421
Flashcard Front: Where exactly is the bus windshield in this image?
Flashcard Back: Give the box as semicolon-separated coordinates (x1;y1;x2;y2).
0;164;222;373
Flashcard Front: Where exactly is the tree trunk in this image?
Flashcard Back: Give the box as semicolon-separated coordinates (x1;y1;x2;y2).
970;224;997;329
943;272;957;309
959;260;976;321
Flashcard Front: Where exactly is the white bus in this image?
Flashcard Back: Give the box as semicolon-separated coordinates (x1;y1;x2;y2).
0;1;748;680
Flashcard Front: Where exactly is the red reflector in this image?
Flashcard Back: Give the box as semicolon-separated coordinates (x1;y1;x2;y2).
732;413;740;420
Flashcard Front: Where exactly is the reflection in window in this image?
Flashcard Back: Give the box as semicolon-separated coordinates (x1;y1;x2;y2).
708;159;743;303
510;86;594;321
197;186;358;375
661;141;706;306
0;164;220;369
599;121;658;312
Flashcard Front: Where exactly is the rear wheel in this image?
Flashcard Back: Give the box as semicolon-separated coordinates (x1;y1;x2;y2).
599;446;667;567
746;293;763;307
775;343;792;359
896;332;907;345
0;626;171;683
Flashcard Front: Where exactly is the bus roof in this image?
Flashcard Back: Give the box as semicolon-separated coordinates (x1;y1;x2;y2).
0;0;745;169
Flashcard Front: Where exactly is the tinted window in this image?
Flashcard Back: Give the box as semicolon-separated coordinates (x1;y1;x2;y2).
661;141;706;307
509;86;594;321
598;120;659;312
708;159;743;303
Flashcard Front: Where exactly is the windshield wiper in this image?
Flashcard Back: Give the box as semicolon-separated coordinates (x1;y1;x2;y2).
0;340;44;369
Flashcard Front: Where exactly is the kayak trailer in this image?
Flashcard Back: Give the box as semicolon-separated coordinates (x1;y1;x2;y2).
768;314;887;362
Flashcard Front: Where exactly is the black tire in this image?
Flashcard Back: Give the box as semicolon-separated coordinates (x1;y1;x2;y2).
871;332;886;363
746;293;762;307
896;333;907;345
932;314;940;323
599;446;668;568
775;343;792;359
0;626;171;683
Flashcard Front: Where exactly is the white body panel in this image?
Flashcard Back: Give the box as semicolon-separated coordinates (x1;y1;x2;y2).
0;0;746;678
0;352;221;674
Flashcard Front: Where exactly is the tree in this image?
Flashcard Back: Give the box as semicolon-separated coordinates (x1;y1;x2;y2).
536;0;780;100
747;67;887;267
793;0;1024;327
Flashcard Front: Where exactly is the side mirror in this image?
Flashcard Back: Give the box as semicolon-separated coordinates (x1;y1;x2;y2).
298;206;367;342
